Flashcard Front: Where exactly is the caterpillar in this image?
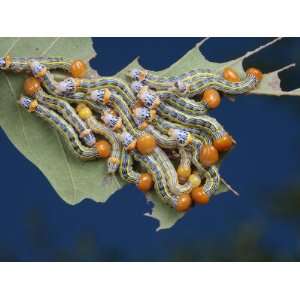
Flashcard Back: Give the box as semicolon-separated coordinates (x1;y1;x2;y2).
131;80;208;115
36;80;106;114
87;88;143;137
128;67;259;97
153;116;212;144
188;143;220;196
177;147;192;182
84;114;121;174
157;91;208;115
157;102;226;140
133;150;180;208
18;96;98;160
128;68;217;87
119;150;140;184
34;61;136;107
152;147;193;195
117;129;137;151
190;142;208;175
0;51;263;213
187;74;258;97
145;125;178;149
0;56;72;73
34;90;96;147
202;166;220;197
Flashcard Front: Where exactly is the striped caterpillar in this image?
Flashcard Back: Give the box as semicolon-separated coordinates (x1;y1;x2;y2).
34;90;96;147
18;96;99;160
128;67;258;97
0;54;263;213
0;56;72;73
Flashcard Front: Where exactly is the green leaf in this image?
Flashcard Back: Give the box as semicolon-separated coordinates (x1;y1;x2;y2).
0;37;298;231
121;37;300;230
0;38;124;207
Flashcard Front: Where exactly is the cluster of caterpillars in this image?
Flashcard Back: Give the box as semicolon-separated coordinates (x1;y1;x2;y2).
0;55;262;212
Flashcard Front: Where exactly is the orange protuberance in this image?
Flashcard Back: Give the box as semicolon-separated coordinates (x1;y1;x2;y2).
76;103;87;113
96;140;112;158
199;144;219;167
70;59;87;78
223;67;240;82
246;67;263;81
191;186;210;204
177;166;192;180
136;134;156;155
176;194;192;212
23;77;41;96
213;133;233;152
202;89;221;109
137;173;153;192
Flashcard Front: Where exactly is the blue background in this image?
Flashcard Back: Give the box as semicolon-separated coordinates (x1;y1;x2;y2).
1;37;300;261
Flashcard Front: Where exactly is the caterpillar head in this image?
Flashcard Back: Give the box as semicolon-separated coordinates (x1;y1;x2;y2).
133;107;149;120
131;81;144;94
0;55;12;70
89;89;104;101
101;110;122;130
168;128;191;146
120;130;136;151
80;129;96;147
129;69;147;81
139;89;160;109
0;57;6;69
29;60;47;78
107;157;120;174
19;96;32;109
84;134;96;147
56;77;77;94
88;88;110;104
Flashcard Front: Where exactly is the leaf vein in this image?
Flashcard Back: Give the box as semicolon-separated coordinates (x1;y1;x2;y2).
41;37;60;56
53;131;77;201
4;37;21;56
4;73;31;155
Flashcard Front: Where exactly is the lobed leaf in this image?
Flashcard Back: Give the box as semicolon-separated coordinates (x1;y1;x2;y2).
0;37;299;230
